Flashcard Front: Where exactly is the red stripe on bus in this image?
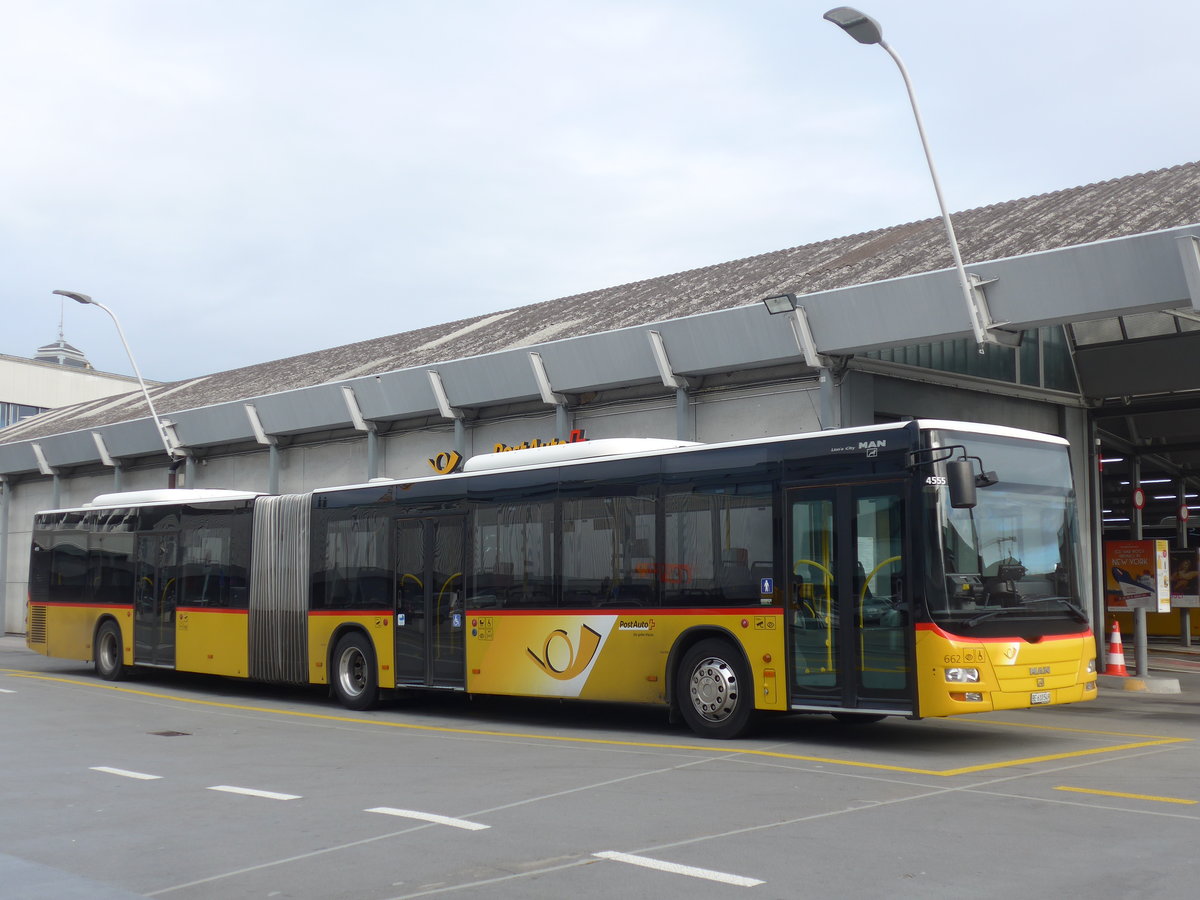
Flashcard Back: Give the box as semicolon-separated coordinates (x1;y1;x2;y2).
467;607;784;617
176;607;248;615
307;609;390;617
29;602;132;610
915;621;1092;642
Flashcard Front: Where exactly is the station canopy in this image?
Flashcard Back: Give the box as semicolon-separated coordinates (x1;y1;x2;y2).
2;162;1199;509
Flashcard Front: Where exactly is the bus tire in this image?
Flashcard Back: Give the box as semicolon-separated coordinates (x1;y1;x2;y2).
94;620;128;681
331;632;380;711
676;638;754;739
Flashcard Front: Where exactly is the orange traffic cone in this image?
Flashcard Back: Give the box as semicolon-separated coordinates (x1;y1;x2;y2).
1105;619;1128;676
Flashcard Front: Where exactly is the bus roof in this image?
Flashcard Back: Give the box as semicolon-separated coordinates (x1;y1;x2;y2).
461;438;700;473
917;419;1069;446
36;421;1067;513
39;489;263;514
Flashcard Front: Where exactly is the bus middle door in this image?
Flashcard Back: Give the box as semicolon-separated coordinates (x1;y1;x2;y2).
787;482;910;713
393;516;466;687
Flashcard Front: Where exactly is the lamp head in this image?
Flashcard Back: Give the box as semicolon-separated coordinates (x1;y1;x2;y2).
762;293;799;315
53;289;94;305
823;7;883;45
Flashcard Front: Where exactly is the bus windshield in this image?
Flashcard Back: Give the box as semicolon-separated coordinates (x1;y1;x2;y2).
923;429;1086;637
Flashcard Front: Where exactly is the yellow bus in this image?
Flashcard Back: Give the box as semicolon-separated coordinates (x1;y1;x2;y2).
26;420;1097;738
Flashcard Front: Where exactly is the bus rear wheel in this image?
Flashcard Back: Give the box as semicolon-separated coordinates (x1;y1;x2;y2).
676;639;754;739
94;620;128;681
331;632;380;711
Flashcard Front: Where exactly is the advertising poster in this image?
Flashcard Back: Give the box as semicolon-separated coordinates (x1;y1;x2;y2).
1169;548;1200;604
1104;539;1171;612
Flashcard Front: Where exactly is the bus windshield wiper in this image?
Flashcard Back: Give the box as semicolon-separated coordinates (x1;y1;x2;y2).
962;595;1087;629
1014;595;1089;623
1048;596;1089;623
961;609;1004;628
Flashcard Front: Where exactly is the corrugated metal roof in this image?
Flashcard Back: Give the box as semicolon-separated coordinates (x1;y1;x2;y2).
5;160;1200;444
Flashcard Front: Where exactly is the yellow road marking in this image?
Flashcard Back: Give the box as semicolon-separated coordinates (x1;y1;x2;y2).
962;717;1181;741
1054;786;1197;805
3;668;1190;777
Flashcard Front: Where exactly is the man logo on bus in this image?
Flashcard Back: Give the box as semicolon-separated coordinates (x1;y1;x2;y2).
527;624;602;680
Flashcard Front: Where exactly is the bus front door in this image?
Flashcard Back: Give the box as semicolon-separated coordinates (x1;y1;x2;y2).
393;516;466;687
133;533;178;667
787;483;910;712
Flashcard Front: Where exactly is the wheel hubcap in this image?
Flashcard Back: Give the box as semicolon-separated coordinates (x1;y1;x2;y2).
338;647;366;697
688;656;738;722
100;634;117;670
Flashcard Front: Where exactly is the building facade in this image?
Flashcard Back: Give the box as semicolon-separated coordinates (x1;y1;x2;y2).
2;163;1199;636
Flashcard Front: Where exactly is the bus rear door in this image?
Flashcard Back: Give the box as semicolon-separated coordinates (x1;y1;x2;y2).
787;482;911;713
133;532;178;668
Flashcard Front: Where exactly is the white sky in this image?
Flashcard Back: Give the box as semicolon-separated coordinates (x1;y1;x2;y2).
3;0;1198;382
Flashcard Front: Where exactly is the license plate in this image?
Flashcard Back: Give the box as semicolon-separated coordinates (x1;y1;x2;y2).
1030;690;1051;705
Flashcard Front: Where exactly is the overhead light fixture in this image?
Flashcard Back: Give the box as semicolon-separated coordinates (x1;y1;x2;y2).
762;293;799;315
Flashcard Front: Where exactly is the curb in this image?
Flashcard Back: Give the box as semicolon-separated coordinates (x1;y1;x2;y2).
1098;673;1182;694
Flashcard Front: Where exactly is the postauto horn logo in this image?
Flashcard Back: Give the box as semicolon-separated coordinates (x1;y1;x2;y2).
527;625;602;680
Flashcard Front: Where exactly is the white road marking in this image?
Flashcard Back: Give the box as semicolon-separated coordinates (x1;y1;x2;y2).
0;689;16;693
90;766;163;780
593;851;764;887
208;785;301;801
366;807;490;831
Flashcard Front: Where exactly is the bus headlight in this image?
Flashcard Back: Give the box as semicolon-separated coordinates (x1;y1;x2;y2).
1086;658;1096;674
945;667;980;683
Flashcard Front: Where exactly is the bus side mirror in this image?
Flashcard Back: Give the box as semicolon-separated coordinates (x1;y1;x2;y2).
947;460;977;509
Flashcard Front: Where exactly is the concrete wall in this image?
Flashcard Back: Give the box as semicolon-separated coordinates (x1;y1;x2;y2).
873;376;1062;434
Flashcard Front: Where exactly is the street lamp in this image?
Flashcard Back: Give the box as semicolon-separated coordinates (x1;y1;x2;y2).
823;7;1008;349
52;290;180;463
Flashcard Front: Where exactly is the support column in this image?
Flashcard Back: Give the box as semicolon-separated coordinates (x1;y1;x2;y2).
268;442;281;496
1178;475;1192;648
1088;422;1105;655
764;300;839;431
366;427;379;481
816;367;839;431
245;403;280;495
647;331;692;441
0;477;9;634
342;385;380;481
529;352;570;441
555;404;570;443
428;371;467;459
1130;456;1149;677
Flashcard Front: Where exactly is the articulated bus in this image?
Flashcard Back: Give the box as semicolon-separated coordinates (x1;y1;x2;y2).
26;420;1097;738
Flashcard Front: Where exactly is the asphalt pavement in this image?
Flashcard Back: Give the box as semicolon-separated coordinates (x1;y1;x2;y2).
2;633;1197;900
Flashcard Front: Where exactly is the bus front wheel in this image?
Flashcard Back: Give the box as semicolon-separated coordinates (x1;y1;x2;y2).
676;639;754;739
331;632;380;711
94;620;128;681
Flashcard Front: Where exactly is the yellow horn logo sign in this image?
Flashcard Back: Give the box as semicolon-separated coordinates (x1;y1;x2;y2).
527;625;602;680
428;450;463;475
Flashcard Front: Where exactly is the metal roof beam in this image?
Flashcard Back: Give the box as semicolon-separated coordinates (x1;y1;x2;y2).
1178;235;1200;314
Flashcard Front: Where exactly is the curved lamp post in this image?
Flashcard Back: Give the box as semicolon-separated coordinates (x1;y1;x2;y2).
52;290;180;462
823;7;1006;349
